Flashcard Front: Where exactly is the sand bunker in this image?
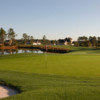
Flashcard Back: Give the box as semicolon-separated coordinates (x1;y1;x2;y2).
0;85;18;99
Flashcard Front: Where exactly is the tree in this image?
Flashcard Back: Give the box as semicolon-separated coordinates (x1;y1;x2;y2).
92;36;97;47
77;36;88;46
78;36;88;41
0;28;7;45
43;35;46;45
30;36;34;45
73;41;79;46
8;28;16;45
22;33;29;45
66;37;72;45
53;40;57;45
97;37;100;47
89;36;97;47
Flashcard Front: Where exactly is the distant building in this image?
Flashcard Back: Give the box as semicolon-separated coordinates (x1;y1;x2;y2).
57;39;65;45
33;41;41;45
64;41;68;45
54;43;56;45
57;38;73;45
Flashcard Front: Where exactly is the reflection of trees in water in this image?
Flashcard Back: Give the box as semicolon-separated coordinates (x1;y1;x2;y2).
6;49;18;54
21;49;39;53
0;49;43;55
29;49;39;53
0;49;18;55
29;49;33;53
0;50;4;55
24;49;27;53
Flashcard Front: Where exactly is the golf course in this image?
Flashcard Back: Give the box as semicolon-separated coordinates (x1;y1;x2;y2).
0;46;100;100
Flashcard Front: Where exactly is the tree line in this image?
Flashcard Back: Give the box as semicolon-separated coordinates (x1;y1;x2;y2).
0;28;16;45
74;36;100;47
0;27;49;46
0;28;35;46
0;27;100;47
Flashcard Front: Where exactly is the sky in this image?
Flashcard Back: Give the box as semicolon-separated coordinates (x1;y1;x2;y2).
0;0;100;40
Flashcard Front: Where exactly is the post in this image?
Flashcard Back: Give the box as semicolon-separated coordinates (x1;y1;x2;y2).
45;45;47;68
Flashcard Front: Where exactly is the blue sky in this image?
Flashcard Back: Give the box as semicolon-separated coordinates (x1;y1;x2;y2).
0;0;100;40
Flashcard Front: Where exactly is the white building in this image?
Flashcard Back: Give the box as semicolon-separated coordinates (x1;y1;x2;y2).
64;41;68;45
33;42;41;45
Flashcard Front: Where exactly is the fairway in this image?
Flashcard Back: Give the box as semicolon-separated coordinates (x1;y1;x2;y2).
0;47;100;100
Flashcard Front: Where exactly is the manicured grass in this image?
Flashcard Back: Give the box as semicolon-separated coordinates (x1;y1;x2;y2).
0;53;100;77
1;70;100;100
0;46;100;100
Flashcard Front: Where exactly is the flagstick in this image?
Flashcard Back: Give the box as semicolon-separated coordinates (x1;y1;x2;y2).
45;44;47;68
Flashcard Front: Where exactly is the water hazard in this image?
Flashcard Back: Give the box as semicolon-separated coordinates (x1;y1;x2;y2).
0;49;43;55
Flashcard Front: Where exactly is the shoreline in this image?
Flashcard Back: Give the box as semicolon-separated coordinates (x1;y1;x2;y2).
0;46;17;50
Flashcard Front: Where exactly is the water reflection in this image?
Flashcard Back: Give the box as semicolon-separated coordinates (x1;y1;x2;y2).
0;49;43;55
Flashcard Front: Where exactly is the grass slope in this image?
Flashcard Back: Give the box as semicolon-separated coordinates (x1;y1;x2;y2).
0;46;100;100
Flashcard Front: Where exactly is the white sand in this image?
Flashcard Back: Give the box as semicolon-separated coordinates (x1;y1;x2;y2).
0;85;18;99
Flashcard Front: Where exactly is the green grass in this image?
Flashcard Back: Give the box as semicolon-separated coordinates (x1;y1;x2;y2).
0;46;100;100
